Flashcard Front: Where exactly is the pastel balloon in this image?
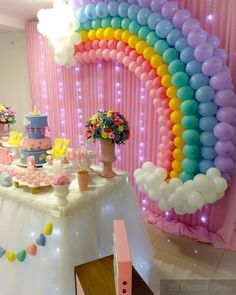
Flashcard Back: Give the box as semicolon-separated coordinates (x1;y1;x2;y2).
199;160;214;173
76;8;88;23
221;173;232;187
167;29;182;46
210;72;231;91
182;158;198;173
180;100;198;115
163;48;179;64
194;43;214;62
214;122;234;140
118;2;129;18
214;48;228;63
101;17;112;28
207;34;220;48
128;5;139;20
161;1;178;20
138;26;151;40
170;111;182;124
182;115;199;129
154;39;170;54
187;28;207;48
108;1;119;16
84;4;97;19
138;0;151;8
201;147;216;160
99;39;108;49
214;90;236;107
111;16;122;29
146;32;159;46
151;0;167;13
148;13;163;30
183;145;199;159
202;57;223;76
198;102;217;117
96;2;108;18
129;20;141;34
199;117;218;131
175;37;188;52
195;86;215;102
168;59;185;75
137;8;152;25
215;156;234;173
172;9;191;29
180;47;195;64
183;130;200;144
167;87;177;99
182;18;200;37
108;40;117;50
190;73;209;90
177;86;194;100
216;107;236;123
215;141;235;157
172;72;189;88
157;64;169;77
149;68;157;79
156;20;173;39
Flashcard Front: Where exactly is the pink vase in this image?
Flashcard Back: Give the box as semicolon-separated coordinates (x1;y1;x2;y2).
77;170;89;191
0;124;4;141
100;140;116;178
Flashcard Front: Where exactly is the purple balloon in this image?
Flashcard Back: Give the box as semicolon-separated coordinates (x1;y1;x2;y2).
214;122;234;140
207;34;220;48
202;57;223;76
215;140;235;157
187;28;207;48
222;173;232;186
210;72;231;91
215;156;234;173
222;65;231;74
232;128;236;145
161;1;178;20
214;90;236;107
216;107;236;123
194;43;214;62
182;18;200;37
214;48;228;63
138;0;150;7
150;0;166;12
128;0;138;3
172;9;191;29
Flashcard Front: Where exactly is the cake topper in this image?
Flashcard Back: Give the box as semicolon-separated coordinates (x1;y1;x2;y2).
30;106;41;116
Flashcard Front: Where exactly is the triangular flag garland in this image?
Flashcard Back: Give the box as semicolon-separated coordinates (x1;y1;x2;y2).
0;221;53;263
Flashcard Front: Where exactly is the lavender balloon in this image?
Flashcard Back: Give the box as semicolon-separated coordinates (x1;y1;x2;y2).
187;29;207;48
215;140;235;157
214;48;228;63
182;19;200;37
138;0;151;8
216;107;236;123
202;57;223;76
194;43;214;62
210;72;231;91
214;90;236;107
207;34;220;48
150;0;166;12
214;122;234;140
215;156;234;173
172;9;191;29
161;1;178;20
221;173;232;187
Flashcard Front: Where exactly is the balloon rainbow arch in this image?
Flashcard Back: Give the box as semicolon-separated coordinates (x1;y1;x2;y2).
38;0;236;215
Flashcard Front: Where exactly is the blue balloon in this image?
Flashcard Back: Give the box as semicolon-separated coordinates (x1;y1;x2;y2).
199;117;218;131
118;2;130;18
200;132;217;147
180;47;195;64
185;60;202;76
108;1;119;16
137;8;152;25
201;147;217;160
146;32;159;46
199;102;218;116
147;13;163;30
167;29;182;46
175;37;188;52
96;2;108;18
156;20;173;39
84;4;97;19
75;8;88;23
190;73;209;90
199;160;214;173
196;86;215;102
128;4;139;20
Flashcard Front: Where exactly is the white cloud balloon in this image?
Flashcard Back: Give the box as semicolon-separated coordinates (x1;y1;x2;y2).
134;163;228;214
37;0;81;66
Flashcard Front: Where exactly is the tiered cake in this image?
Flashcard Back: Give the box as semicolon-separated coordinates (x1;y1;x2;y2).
20;113;51;165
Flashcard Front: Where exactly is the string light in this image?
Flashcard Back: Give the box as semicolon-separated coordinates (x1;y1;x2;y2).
206;14;213;21
201;216;207;223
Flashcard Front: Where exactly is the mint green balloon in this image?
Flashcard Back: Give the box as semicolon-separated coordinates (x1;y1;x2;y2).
80;21;92;31
91;19;101;29
182;158;198;173
154;40;170;55
168;60;185;75
163;48;179;64
172;72;189;88
129;21;141;35
180;171;194;182
183;130;200;144
183;145;200;158
182;115;199;129
180;100;198;115
101;17;112;27
146;32;159;46
111;17;122;29
121;18;132;30
177;86;194;101
138;26;151;40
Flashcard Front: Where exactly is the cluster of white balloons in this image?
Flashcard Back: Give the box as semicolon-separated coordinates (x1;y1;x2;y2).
134;162;228;214
37;0;81;66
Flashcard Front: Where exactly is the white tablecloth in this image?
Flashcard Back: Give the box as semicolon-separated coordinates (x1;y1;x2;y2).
0;167;153;295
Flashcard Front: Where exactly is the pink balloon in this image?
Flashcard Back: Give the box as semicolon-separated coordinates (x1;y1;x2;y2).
82;51;90;63
125;46;132;55
157;152;162;160
166;120;173;129
92;40;100;50
108;39;117;50
164;109;171;117
129;61;137;72
117;41;126;52
160;126;168;134
123;56;131;66
130;50;138;60
167;131;174;140
84;41;92;51
157;159;162;166
164;150;172;159
161;100;168;107
137;56;145;65
135;66;143;77
161;136;168;143
117;52;125;63
153;77;162;88
103;49;111;61
140;73;149;83
74;53;83;64
159;143;166;152
148;68;157;79
77;43;85;52
141;60;151;72
146;80;153;90
157;107;165;116
153;98;162;107
88;49;96;61
110;49;118;61
149;89;158;99
95;49;103;60
167;141;175;150
156;87;166;99
99;40;108;50
158;116;167;125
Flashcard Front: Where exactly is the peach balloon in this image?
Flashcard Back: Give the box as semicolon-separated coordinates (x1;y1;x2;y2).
92;40;100;50
99;39;108;50
156;87;166;99
148;68;157;79
77;43;85;52
129;61;137;72
152;77;162;88
135;66;143;77
130;50;138;60
103;49;111;61
117;52;125;63
84;41;92;51
140;73;149;83
141;60;151;72
123;56;131;66
137;56;145;65
82;51;90;63
145;80;153;90
108;39;117;50
125;46;132;55
117;41;126;51
110;49;119;61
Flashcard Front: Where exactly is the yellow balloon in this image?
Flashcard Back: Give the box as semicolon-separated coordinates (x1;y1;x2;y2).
122;30;131;43
170;111;182;124
174;137;185;148
143;47;155;60
161;74;172;88
128;35;139;49
157;64;168;77
80;31;88;43
88;30;97;41
96;28;105;40
170;171;179;179
151;55;163;68
173;148;184;161
172;124;184;137
104;27;115;40
166;86;177;99
169;98;181;110
172;160;182;173
114;29;123;41
135;41;147;55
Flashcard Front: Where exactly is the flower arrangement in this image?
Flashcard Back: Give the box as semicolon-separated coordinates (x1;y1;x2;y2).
52;173;71;186
0;104;15;124
85;110;130;144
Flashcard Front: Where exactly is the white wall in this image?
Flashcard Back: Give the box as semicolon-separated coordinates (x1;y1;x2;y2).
0;29;31;131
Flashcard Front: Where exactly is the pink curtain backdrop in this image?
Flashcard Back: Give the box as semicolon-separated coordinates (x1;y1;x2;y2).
26;0;236;249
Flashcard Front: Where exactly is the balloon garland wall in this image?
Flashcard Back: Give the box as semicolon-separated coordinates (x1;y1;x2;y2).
38;0;236;214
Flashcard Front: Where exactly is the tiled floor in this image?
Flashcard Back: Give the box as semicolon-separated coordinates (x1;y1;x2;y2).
146;222;236;295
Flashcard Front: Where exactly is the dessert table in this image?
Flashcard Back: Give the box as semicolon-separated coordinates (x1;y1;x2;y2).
0;166;153;295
